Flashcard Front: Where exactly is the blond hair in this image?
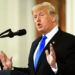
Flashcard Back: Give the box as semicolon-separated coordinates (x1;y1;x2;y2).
32;2;56;15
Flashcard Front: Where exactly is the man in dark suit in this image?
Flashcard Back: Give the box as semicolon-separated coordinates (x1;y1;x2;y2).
0;2;75;75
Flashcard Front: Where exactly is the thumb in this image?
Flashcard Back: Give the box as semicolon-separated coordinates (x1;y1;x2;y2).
10;57;12;61
50;44;55;54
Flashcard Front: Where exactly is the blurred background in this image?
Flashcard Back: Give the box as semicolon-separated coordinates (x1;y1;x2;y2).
0;0;75;68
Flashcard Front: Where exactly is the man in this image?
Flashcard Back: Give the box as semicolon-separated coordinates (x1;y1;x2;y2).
0;2;75;75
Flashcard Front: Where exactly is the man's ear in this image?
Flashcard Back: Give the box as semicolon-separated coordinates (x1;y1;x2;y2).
51;15;56;22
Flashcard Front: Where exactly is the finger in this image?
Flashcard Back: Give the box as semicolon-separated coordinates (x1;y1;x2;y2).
9;57;13;64
50;43;54;51
2;61;7;67
0;51;5;55
5;57;13;70
0;51;7;58
10;57;12;61
45;50;49;56
50;44;56;58
50;44;55;53
0;51;7;62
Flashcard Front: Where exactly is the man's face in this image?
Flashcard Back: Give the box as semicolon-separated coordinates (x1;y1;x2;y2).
33;8;55;34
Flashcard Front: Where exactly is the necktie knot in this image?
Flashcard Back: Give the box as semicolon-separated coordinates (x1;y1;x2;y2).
42;35;47;42
42;35;47;40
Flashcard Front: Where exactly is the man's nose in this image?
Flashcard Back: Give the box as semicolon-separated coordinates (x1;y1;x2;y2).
36;17;41;22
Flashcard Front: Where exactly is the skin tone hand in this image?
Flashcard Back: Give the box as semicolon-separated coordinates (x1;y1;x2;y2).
0;51;12;70
45;43;57;69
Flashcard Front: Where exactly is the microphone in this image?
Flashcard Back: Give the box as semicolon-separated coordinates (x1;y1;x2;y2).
0;29;26;38
0;29;11;36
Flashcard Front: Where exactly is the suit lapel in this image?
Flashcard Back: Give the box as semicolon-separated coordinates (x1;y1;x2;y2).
29;37;42;71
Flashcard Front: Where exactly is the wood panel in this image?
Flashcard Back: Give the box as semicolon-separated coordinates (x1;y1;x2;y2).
58;0;66;31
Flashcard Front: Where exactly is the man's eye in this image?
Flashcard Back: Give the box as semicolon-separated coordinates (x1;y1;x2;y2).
34;16;37;19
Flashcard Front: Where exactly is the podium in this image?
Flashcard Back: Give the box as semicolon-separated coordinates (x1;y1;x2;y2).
0;70;28;75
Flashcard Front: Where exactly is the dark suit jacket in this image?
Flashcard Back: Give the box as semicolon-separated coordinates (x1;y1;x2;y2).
28;29;75;75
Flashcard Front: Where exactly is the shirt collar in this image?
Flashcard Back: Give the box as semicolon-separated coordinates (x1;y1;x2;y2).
43;26;59;40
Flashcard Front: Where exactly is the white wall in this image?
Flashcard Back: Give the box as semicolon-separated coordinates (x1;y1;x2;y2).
0;0;36;67
66;0;75;35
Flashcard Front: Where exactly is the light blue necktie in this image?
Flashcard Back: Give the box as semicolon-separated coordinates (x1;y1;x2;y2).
34;35;47;70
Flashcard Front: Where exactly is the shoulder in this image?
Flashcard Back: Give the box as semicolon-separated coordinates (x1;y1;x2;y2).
60;30;75;39
32;36;42;44
58;29;75;42
31;36;42;48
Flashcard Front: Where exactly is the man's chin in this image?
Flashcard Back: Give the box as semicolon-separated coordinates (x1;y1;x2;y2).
37;29;43;32
37;29;45;34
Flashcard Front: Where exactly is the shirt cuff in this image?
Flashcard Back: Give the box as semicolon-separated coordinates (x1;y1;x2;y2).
51;63;58;74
